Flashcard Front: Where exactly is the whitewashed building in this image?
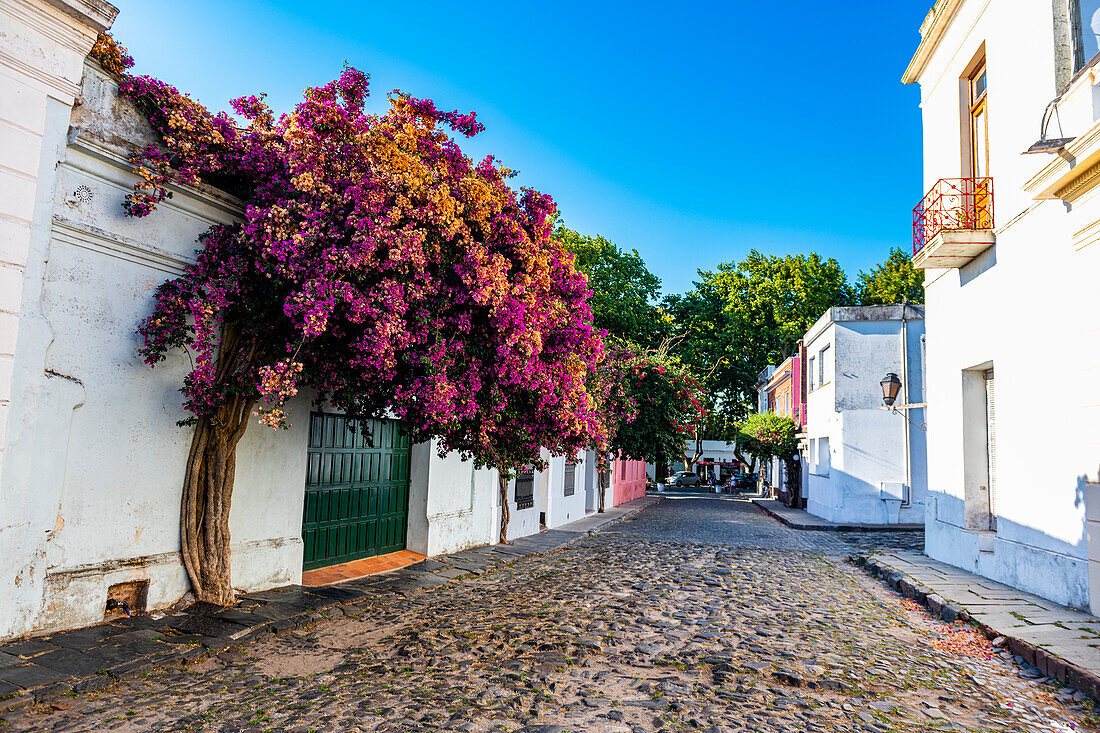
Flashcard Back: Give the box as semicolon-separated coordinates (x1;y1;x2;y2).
801;306;928;525
904;0;1100;610
0;0;597;640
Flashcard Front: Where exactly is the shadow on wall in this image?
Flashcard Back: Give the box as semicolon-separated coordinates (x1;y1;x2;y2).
808;467;918;525
925;477;1091;609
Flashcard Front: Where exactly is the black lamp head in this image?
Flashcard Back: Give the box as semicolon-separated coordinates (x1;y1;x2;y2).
881;373;902;406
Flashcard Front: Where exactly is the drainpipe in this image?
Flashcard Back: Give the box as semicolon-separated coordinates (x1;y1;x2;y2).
900;308;912;509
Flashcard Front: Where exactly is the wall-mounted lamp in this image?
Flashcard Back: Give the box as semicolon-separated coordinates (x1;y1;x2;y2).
879;372;927;431
880;373;902;406
1023;99;1075;154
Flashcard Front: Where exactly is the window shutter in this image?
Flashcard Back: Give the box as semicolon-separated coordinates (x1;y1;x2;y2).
564;461;576;497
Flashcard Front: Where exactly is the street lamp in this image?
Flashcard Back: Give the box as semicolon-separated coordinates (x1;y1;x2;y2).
879;372;926;431
880;373;902;406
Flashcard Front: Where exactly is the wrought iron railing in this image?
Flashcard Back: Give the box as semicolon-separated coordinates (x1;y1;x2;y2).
912;177;994;254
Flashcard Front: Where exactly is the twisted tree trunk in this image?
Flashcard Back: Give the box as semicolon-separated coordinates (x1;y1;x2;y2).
598;464;607;513
498;470;511;545
180;396;254;605
179;324;258;605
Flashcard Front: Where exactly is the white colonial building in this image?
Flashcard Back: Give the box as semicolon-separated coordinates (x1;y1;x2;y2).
905;0;1100;611
0;0;611;641
801;306;928;526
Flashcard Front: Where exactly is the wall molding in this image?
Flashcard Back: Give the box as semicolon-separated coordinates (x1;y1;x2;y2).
0;47;79;102
45;535;302;581
51;215;193;275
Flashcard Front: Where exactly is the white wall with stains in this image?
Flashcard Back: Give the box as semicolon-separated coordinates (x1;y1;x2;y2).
0;7;312;639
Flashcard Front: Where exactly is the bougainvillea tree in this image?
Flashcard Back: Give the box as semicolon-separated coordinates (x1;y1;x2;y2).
587;339;706;509
94;35;605;603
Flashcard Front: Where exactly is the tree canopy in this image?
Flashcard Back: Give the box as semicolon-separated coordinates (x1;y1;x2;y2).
737;412;799;465
857;247;925;305
665;250;854;421
555;225;667;348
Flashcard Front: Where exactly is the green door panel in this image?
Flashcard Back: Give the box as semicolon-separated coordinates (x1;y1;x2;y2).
301;413;411;570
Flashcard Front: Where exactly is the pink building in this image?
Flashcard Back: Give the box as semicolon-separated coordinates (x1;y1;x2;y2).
612;458;648;506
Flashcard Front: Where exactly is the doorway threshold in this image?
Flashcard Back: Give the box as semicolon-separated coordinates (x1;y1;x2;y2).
301;549;426;587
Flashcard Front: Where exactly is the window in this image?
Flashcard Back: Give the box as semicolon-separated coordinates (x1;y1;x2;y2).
968;60;989;178
816;437;831;477
1073;0;1100;71
808;356;815;390
818;345;831;385
515;468;535;509
563;460;576;497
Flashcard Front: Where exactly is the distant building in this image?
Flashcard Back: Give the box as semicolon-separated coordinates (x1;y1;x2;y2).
756;356;804;504
801;306;928;525
655;439;743;485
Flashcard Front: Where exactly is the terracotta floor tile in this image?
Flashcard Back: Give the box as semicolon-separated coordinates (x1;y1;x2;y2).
302;549;429;587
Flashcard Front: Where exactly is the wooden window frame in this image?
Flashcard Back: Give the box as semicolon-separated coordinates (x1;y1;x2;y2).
968;60;989;179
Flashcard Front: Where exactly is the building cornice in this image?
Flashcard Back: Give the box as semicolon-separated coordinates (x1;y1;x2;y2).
902;0;965;85
40;0;118;32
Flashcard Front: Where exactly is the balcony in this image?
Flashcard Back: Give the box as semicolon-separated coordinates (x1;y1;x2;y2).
911;178;995;269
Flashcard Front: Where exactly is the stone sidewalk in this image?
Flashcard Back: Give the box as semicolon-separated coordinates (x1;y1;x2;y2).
753;498;924;532
0;496;660;710
859;550;1100;699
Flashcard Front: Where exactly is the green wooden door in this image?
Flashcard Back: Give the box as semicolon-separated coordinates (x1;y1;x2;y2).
302;413;411;570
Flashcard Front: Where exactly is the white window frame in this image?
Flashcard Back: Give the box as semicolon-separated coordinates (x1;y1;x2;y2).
812;437;831;477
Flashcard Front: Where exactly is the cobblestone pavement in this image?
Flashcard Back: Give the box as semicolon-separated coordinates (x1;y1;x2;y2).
6;497;1096;732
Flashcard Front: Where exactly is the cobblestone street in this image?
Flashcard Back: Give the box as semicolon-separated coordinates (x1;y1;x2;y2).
6;497;1095;732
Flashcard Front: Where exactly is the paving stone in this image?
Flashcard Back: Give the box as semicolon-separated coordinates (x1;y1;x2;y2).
30;648;113;677
0;664;72;690
0;640;58;659
5;497;1093;733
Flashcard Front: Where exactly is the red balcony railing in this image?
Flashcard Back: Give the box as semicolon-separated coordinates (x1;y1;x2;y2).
912;177;994;254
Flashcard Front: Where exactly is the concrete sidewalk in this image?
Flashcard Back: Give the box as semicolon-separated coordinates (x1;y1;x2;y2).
753;498;924;532
0;496;660;709
859;550;1100;698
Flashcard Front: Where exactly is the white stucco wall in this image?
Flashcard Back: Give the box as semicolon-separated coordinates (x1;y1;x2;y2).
542;452;588;528
0;55;312;639
406;442;497;556
502;470;541;541
912;0;1100;609
804;309;927;525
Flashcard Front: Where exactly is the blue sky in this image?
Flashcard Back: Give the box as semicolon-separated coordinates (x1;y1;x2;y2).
111;1;929;295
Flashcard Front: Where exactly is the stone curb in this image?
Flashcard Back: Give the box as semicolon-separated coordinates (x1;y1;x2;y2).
752;499;923;533
852;554;1100;701
0;497;660;711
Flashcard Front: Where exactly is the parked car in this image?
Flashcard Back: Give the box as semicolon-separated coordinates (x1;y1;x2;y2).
730;472;759;489
665;471;701;487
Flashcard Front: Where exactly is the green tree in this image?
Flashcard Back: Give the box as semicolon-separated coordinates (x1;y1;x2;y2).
555;225;668;347
666;250;854;423
736;412;799;468
857;247;925;305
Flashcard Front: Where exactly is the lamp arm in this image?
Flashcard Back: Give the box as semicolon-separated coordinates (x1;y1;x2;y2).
892;407;927;432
